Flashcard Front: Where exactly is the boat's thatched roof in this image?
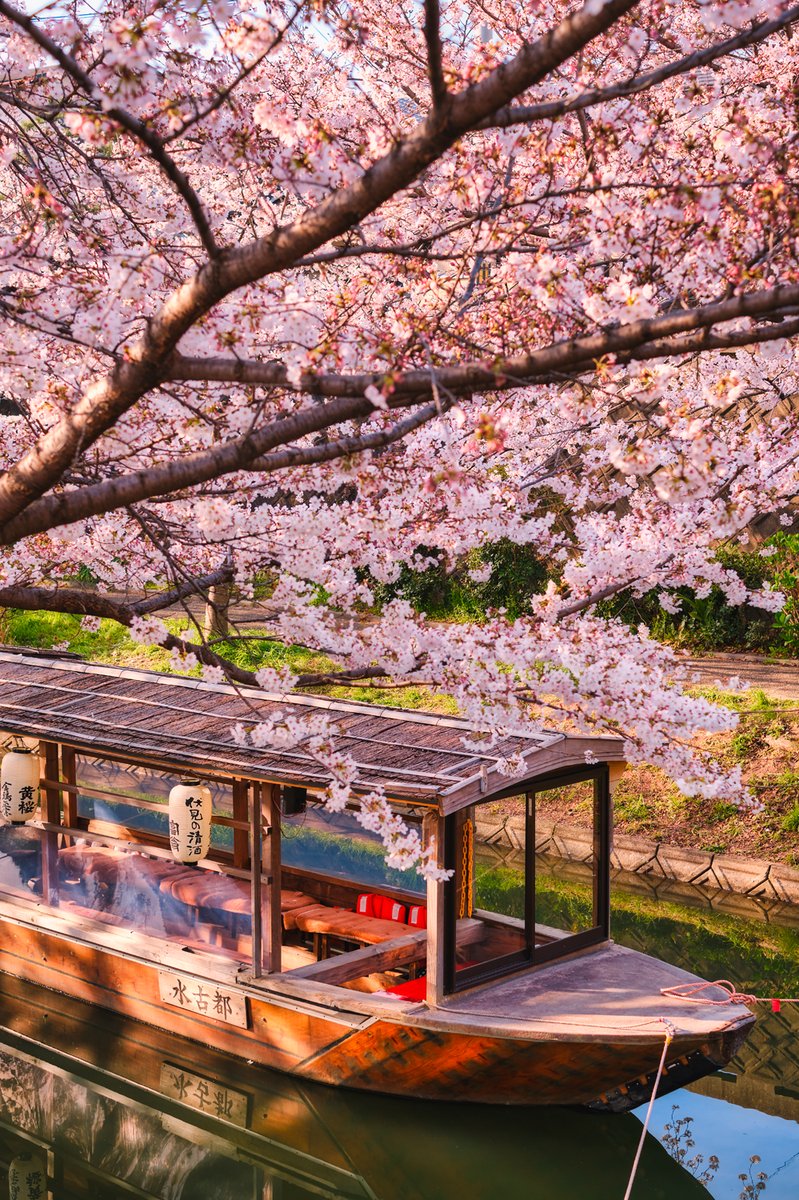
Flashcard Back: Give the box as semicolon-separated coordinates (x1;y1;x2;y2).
0;649;624;811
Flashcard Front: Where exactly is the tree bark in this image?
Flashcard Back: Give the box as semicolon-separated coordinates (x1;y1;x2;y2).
204;582;231;640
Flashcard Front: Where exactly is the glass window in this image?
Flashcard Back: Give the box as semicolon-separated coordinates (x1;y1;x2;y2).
75;756;234;853
445;767;610;993
0;823;43;899
282;802;425;895
532;773;608;962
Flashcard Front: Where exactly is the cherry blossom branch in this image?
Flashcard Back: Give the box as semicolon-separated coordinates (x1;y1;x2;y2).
0;0;638;529
0;566;234;623
0;0;219;258
249;402;444;471
481;4;799;131
161;3;305;144
0;394;378;543
218;0;640;293
2;281;792;544
423;0;448;109
168;281;799;399
0;583;404;688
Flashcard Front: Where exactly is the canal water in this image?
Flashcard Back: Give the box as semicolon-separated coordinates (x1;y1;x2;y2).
0;862;797;1199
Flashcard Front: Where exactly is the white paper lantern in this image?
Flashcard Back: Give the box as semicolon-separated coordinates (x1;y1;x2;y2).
8;1152;46;1200
168;779;212;864
0;749;40;824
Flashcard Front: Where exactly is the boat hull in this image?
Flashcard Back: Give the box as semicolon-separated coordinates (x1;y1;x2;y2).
0;974;716;1200
0;906;754;1109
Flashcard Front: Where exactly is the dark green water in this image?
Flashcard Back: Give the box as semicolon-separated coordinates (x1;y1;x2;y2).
0;863;797;1199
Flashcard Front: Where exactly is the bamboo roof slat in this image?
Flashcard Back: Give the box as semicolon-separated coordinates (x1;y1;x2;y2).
0;650;624;809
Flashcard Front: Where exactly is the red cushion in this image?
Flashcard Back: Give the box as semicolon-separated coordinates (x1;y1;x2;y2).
385;976;426;1000
356;893;376;916
374;895;407;923
407;905;427;929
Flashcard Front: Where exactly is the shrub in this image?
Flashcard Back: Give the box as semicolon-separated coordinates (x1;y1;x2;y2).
373;538;550;620
781;805;799;833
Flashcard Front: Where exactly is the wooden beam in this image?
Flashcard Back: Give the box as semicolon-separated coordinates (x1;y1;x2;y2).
289;930;429;984
39;740;61;908
424;811;445;1008
250;782;265;977
265;783;282;976
232;778;249;869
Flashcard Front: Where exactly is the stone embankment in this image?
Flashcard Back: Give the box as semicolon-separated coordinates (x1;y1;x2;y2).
475;811;799;908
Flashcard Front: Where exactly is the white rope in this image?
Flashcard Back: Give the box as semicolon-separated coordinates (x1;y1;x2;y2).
622;1021;675;1200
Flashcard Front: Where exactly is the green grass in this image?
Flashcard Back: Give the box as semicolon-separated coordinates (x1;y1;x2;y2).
0;607;458;712
4;610;145;662
689;685;791;714
612;792;652;832
781;804;799;832
477;862;799;994
709;801;739;824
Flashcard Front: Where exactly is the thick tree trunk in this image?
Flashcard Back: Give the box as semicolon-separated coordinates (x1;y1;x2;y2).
204;583;231;640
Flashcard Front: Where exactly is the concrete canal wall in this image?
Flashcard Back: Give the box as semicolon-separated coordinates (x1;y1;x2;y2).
475;811;799;907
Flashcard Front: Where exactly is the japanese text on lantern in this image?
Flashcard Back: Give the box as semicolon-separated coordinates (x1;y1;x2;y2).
1;783;36;819
158;971;249;1028
170;792;204;858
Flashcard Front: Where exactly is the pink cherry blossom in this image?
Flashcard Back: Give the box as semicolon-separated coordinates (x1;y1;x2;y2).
0;0;798;869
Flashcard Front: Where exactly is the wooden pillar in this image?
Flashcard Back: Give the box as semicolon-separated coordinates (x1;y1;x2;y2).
232;778;249;869
250;782;265;977
265;783;282;975
424;810;445;1008
251;782;282;976
61;745;78;830
39;740;60;907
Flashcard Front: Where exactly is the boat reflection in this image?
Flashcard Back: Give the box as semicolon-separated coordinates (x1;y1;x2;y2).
0;974;714;1199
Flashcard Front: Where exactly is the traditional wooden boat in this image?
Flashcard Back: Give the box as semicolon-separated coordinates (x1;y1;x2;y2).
0;972;715;1199
0;648;754;1110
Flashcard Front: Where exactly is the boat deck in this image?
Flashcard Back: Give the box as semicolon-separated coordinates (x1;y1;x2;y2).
437;943;754;1040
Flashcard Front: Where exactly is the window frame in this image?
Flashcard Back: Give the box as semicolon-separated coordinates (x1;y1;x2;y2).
443;764;611;994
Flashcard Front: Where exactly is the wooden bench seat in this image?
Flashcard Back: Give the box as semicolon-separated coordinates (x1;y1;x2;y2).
283;902;415;944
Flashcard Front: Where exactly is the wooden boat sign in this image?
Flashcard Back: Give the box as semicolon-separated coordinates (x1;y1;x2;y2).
160;1061;251;1126
158;971;249;1028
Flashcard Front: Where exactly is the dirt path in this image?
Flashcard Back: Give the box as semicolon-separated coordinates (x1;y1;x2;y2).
683;653;799;700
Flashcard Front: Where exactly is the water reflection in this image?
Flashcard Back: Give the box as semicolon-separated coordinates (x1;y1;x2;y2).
0;976;707;1200
476;848;799;1194
0;852;797;1198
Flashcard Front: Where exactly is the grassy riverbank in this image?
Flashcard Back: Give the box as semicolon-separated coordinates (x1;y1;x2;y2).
517;686;799;867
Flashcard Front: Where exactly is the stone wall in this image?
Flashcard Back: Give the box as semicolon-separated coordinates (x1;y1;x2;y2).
475;811;799;906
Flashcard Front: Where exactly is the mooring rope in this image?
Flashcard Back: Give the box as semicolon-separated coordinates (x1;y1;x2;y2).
622;1019;675;1200
623;980;797;1198
660;979;799;1012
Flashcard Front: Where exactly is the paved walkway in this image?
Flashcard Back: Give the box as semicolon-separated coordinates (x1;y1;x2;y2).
683;653;799;701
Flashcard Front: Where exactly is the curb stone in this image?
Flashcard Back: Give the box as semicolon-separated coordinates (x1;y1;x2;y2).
474;816;799;905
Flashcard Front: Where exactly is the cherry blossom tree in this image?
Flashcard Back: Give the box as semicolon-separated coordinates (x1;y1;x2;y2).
1;0;798;867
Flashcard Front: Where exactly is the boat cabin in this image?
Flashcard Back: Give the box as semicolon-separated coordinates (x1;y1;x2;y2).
0;649;626;1007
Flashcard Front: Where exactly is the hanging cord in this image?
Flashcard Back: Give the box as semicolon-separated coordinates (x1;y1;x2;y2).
661;980;799;1013
458;818;474;919
623;1019;675;1200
